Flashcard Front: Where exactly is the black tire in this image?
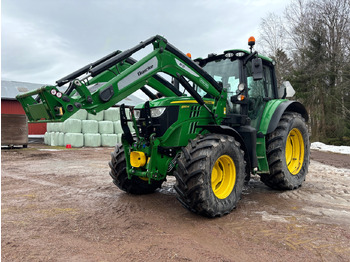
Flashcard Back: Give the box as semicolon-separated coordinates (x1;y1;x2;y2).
109;144;163;194
174;134;246;217
261;112;310;190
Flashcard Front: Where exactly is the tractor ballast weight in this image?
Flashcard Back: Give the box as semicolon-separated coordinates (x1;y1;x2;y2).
17;35;310;217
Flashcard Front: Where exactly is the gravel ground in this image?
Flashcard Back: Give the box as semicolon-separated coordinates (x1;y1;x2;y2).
1;144;350;261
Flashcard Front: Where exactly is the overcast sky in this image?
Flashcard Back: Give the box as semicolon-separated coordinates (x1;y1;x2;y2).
2;0;289;85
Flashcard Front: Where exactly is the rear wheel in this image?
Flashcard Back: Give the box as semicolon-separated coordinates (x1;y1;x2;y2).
261;112;309;190
174;134;246;217
109;144;163;194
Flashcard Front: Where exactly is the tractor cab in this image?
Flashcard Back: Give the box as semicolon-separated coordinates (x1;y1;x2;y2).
194;37;277;130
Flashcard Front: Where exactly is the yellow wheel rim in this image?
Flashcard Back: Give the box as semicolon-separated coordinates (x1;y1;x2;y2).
211;155;236;199
285;128;305;175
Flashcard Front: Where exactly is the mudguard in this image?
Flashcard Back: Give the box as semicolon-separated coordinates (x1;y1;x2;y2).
259;100;308;135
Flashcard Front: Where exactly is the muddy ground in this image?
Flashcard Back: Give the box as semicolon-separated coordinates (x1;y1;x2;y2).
1;144;350;262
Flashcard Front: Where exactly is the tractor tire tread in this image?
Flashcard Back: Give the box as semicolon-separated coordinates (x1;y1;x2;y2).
175;134;246;217
261;112;309;190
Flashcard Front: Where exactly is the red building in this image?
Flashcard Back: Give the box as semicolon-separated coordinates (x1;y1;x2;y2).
1;80;47;135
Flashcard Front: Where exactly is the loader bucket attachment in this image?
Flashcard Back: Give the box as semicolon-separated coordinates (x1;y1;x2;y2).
16;80;97;122
16;85;70;122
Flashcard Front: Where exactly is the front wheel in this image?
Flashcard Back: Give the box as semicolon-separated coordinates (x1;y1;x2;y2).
109;144;163;194
174;134;246;217
261;112;310;190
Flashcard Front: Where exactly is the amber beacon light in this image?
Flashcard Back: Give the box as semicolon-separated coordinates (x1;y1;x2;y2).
248;36;255;47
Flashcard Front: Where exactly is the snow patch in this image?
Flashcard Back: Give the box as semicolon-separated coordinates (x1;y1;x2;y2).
302;207;350;220
311;142;350;155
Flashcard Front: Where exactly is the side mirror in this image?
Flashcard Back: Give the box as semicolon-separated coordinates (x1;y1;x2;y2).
278;81;295;99
252;58;263;80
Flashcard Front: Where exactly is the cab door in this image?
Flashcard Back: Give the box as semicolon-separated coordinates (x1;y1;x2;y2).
245;61;276;129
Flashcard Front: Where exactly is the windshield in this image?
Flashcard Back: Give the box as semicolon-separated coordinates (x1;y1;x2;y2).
201;59;241;113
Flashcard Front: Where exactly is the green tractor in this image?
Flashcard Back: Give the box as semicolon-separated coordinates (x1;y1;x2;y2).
17;35;309;217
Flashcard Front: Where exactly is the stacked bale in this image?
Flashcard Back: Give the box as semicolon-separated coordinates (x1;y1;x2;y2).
87;111;104;121
63;119;82;133
82;119;100;147
63;111;84;147
104;108;120;122
114;121;123;134
58;132;65;146
70;110;88;120
44;108;134;147
65;133;84;147
44;132;51;145
82;120;99;134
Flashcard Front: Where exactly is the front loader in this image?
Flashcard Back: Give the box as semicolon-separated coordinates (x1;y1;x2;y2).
17;35;310;217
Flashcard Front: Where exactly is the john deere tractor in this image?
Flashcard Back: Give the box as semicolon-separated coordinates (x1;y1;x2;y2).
17;35;309;217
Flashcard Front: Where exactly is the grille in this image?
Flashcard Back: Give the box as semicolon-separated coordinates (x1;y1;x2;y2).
190;106;201;118
189;121;198;134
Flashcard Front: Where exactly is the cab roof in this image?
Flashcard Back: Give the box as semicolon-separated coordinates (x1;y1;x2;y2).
195;49;274;65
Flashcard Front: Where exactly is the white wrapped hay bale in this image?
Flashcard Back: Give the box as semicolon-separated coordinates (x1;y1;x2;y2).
99;121;114;134
87;111;104;121
113;120;134;134
63;119;82;133
48;122;63;132
71;109;88;120
114;120;123;134
84;134;101;147
128;122;135;133
56;123;63;132
44;132;51;145
46;123;54;132
125;107;130;117
50;132;60;146
81;120;99;134
101;134;119;147
64;133;84;147
58;132;65;146
116;133;122;144
104;108;120;121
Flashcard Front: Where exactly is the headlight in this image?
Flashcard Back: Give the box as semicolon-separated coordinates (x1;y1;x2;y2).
150;107;166;118
235;52;246;57
133;109;141;119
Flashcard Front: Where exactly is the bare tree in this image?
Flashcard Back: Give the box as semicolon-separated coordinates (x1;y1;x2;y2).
260;0;350;143
259;13;292;86
259;13;287;57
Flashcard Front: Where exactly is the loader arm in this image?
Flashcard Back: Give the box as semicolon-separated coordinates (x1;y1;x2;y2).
17;35;224;123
